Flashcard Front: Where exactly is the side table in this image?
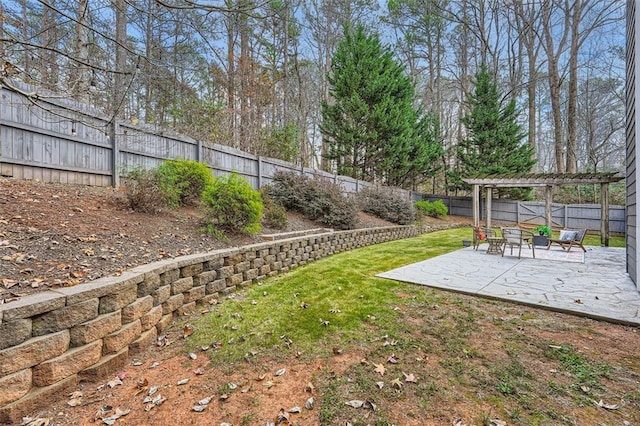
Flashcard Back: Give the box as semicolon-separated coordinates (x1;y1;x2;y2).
486;237;503;255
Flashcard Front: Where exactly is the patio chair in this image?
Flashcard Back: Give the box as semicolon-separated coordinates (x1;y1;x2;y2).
546;228;587;252
500;227;535;259
472;226;496;251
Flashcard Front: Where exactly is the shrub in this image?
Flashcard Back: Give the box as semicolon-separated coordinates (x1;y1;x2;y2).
260;186;288;230
122;168;169;213
156;159;214;207
202;173;263;234
414;199;448;218
269;171;357;230
269;170;309;210
357;187;415;225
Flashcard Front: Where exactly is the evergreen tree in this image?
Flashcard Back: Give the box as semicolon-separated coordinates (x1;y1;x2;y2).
452;65;536;198
320;25;441;187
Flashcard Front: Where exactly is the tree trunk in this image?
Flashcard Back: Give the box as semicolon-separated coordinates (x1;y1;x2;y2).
565;0;583;173
71;0;90;102
113;0;127;119
541;0;569;173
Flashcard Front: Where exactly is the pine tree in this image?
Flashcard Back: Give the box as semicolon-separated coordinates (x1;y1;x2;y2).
453;65;536;198
320;25;441;187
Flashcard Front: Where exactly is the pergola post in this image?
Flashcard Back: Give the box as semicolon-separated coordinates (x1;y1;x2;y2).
601;183;610;246
545;185;553;230
462;173;623;243
472;184;480;227
486;187;493;229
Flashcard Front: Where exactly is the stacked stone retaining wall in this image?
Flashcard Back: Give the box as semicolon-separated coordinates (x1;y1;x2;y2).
0;225;421;423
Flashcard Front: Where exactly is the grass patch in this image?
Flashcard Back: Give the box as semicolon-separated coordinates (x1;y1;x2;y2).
188;229;467;363
181;227;637;425
544;344;611;389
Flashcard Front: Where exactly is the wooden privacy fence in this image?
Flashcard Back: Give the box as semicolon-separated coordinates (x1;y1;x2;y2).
0;81;409;199
0;80;623;234
422;195;626;234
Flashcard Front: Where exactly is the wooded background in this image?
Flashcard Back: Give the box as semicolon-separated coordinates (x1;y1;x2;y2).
0;0;626;194
0;0;625;193
0;77;625;234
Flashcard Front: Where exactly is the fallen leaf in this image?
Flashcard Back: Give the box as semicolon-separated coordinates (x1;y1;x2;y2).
287;406;301;413
107;377;123;388
263;380;275;389
198;396;213;405
274;368;286;376
489;419;507;426
177;378;189;385
101;407;130;425
391;378;403;389
305;397;314;410
332;347;343;355
363;400;376;411
67;398;82;407
189;352;197;360
376;382;384;389
152;394;166;406
1;278;17;289
403;372;417;383
593;399;619;410
387;354;398;364
276;408;290;425
305;382;315;393
374;363;386;376
183;325;194;338
194;367;205;375
192;405;206;412
345;400;364;408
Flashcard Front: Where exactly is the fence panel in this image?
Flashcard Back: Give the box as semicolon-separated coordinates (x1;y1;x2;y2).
0;82;626;234
0;84;112;185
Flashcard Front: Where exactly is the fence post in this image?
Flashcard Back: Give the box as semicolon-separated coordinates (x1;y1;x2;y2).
110;121;119;188
257;156;262;189
196;140;202;163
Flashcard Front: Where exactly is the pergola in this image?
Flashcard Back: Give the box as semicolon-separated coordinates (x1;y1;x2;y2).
462;173;624;246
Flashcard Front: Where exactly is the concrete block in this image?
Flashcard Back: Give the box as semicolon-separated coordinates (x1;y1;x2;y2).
70;310;121;347
32;340;102;386
0;331;70;376
32;298;99;336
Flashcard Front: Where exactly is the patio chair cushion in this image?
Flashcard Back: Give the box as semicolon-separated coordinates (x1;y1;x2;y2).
558;230;577;241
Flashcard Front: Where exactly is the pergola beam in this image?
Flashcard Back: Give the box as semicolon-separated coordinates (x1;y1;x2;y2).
462;173;624;246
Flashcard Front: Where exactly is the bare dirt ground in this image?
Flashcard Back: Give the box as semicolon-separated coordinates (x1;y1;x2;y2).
4;178;638;426
1;177;453;304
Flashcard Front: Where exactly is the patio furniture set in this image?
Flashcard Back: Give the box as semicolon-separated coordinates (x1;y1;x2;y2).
472;226;587;259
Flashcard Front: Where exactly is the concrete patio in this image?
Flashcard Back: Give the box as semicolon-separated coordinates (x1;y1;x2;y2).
377;244;640;326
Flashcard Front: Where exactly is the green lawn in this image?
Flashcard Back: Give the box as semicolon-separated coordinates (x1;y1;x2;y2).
183;228;635;425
